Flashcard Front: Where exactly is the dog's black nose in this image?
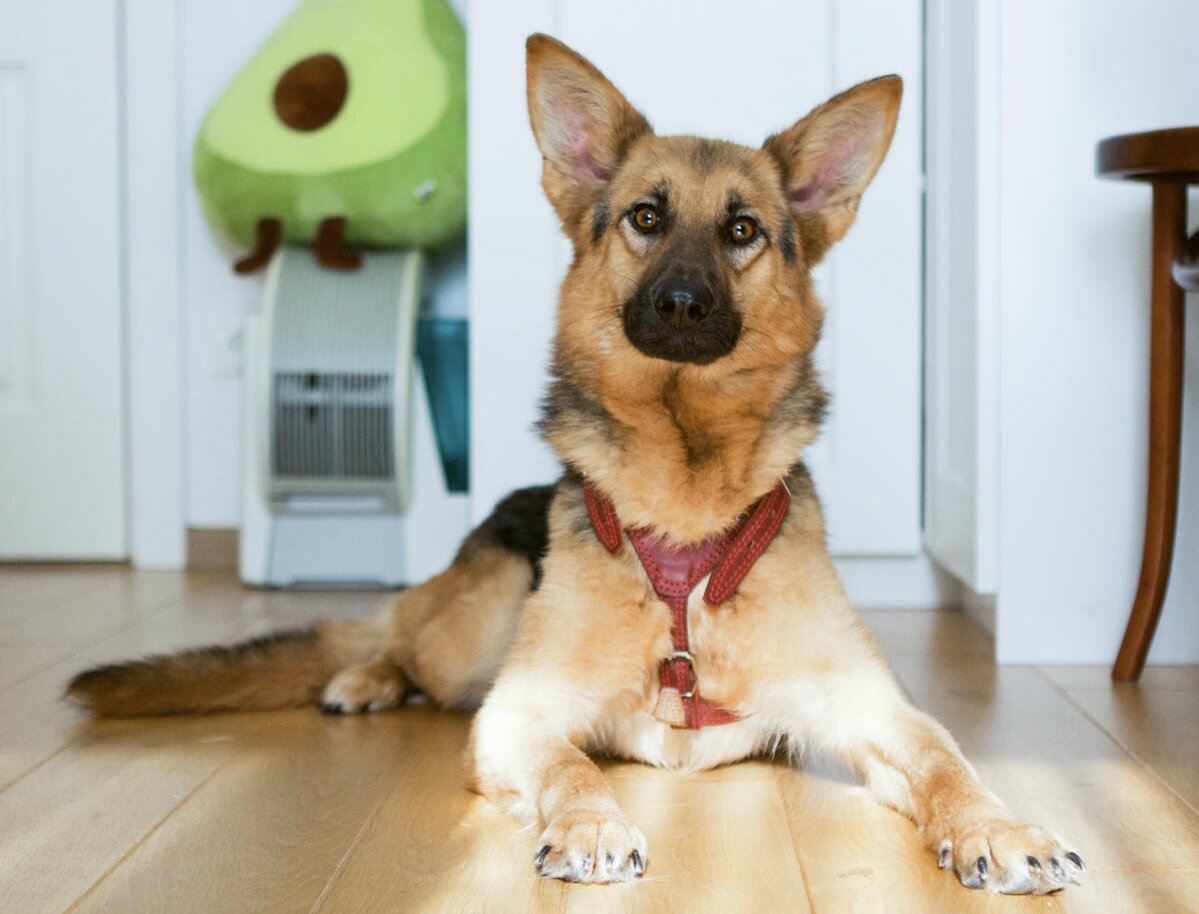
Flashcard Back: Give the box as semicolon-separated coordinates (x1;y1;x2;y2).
653;280;712;328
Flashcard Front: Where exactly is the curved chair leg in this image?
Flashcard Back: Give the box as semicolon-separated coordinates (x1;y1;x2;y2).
234;217;282;274
1113;183;1187;682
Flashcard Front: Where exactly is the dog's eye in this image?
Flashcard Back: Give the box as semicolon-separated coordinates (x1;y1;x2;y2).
727;217;759;245
631;204;661;234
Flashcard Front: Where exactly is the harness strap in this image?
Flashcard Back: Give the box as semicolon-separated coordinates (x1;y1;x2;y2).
583;480;791;729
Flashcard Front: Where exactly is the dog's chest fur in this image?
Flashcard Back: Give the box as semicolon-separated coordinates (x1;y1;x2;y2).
540;480;837;771
594;582;779;770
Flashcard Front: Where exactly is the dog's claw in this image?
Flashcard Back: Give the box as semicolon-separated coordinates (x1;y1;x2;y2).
937;818;1081;894
533;814;646;883
630;849;645;875
1066;851;1085;872
320;702;342;715
938;841;953;869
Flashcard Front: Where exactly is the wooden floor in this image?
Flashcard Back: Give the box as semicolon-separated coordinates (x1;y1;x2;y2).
0;568;1197;913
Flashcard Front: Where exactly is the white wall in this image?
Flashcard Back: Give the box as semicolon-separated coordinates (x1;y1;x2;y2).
995;0;1199;663
180;0;468;528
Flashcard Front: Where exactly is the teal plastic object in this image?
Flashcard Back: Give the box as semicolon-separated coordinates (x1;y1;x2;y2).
417;317;469;493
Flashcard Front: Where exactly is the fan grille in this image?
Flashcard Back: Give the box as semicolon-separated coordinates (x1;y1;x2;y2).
272;372;393;479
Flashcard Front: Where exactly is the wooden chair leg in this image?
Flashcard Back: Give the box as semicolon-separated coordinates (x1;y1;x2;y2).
1113;182;1187;682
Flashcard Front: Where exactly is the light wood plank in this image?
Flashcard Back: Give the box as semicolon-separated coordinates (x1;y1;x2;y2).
0;572;1193;914
0;567;128;627
559;761;813;914
0;578;266;789
0;642;76;689
311;710;564;914
0;568;188;645
70;710;412;914
880;653;1199;877
0;716;245;914
1041;665;1199;813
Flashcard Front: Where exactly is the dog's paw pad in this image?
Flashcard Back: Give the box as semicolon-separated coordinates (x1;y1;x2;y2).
937;818;1083;895
534;811;647;884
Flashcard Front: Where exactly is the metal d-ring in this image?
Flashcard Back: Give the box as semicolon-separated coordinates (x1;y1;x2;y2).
669;650;697;698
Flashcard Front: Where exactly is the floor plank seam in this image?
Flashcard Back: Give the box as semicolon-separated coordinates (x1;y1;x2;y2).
306;797;386;913
61;752;239;914
0;741;69;796
0;593;189;695
0;610;263;800
770;770;817;912
1032;666;1199;822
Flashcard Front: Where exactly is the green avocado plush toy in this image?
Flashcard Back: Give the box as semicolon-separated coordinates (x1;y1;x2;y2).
194;0;466;272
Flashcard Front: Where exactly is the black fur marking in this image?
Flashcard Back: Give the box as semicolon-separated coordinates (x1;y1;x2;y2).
766;354;829;433
538;371;616;442
690;140;724;171
785;460;817;502
780;220;797;263
556;471;596;540
591;199;610;245
726;194;750;220
458;485;555;587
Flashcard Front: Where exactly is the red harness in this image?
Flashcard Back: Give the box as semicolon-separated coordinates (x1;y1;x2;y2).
583;480;791;729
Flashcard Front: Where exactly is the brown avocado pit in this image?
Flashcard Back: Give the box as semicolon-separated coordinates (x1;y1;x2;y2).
273;53;349;132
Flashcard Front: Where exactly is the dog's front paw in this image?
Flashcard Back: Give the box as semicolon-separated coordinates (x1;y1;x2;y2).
936;816;1084;894
534;810;648;883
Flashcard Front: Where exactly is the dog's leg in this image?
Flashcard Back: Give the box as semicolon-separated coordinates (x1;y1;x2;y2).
774;660;1084;895
469;676;648;885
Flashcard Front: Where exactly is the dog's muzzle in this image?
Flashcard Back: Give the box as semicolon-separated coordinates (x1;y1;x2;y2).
622;275;741;365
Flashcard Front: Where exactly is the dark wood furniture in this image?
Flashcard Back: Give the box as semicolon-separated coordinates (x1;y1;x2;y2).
1096;127;1199;682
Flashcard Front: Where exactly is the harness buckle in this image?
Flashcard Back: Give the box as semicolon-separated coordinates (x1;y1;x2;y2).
669;650;697;698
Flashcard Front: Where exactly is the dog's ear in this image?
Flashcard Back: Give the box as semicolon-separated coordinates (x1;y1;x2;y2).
764;75;901;264
526;34;651;231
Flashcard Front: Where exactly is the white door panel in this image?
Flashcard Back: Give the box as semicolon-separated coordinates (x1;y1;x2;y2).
471;0;921;556
0;0;125;558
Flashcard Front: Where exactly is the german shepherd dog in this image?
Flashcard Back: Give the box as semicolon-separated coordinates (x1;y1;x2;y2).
68;35;1083;895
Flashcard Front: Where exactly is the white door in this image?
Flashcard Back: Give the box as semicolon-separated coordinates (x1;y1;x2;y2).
470;0;922;557
0;0;126;559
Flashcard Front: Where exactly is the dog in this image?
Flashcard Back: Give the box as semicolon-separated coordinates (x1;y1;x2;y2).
67;34;1084;895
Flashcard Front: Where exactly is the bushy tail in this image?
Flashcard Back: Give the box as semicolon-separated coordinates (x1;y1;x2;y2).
65;619;383;717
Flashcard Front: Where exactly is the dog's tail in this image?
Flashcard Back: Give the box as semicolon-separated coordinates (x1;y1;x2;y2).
64;618;383;717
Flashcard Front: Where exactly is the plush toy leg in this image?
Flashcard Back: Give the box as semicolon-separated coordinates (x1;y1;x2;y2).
234;218;283;274
313;217;362;270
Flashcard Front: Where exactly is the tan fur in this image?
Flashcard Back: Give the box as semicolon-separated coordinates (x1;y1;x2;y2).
65;34;1081;897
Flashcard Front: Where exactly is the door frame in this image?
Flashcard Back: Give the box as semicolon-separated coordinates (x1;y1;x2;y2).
121;0;187;568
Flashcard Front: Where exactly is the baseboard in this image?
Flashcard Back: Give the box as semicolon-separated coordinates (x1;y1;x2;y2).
961;588;997;636
834;554;964;610
184;531;959;609
186;528;238;572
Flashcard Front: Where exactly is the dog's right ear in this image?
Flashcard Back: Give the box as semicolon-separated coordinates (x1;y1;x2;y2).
526;34;651;230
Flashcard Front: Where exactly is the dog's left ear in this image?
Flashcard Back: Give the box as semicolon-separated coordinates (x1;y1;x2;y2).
526;34;651;232
764;75;902;263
